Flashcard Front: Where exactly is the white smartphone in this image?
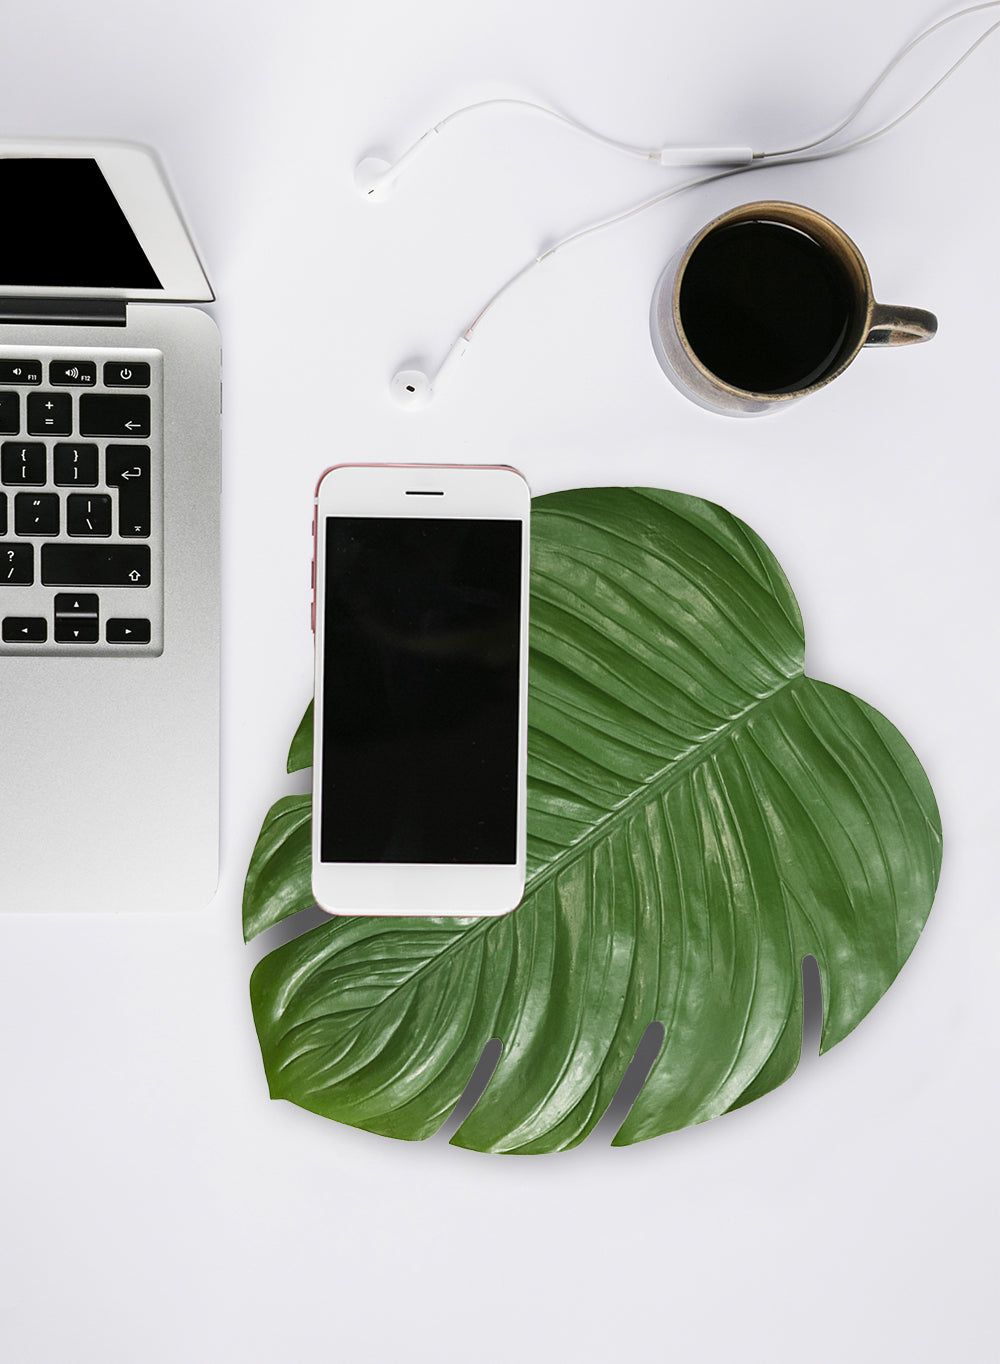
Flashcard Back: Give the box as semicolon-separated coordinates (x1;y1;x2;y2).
311;463;531;916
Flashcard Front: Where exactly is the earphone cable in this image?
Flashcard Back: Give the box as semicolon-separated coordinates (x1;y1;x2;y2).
373;1;1000;184
465;6;1000;334
763;0;1000;157
383;98;664;183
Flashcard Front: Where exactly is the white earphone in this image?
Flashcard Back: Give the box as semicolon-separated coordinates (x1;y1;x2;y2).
354;156;398;201
389;335;472;408
358;3;1000;409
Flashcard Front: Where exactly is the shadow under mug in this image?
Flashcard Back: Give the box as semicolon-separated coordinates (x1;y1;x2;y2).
650;201;938;417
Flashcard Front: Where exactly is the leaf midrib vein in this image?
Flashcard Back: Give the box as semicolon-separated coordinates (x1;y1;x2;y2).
280;671;804;1060
526;673;800;901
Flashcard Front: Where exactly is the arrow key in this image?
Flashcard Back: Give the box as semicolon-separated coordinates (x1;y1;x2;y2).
106;617;150;644
2;616;46;643
54;593;98;617
55;616;99;643
54;592;98;642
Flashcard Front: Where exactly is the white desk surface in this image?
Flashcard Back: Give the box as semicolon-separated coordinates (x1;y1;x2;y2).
1;1;996;1360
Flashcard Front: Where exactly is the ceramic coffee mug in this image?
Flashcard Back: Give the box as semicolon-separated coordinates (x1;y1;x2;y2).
650;201;937;416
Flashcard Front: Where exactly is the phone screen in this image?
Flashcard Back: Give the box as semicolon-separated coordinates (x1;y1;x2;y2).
319;516;523;866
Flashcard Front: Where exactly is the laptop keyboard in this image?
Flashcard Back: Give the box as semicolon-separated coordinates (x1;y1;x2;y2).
0;346;162;656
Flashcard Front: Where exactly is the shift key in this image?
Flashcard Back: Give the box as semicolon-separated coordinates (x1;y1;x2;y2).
79;393;150;438
106;445;151;537
42;544;150;587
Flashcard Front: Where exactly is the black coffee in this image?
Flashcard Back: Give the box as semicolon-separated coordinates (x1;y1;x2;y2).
678;220;857;394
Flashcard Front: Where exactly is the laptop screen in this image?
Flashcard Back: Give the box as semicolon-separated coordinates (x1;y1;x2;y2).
0;158;162;290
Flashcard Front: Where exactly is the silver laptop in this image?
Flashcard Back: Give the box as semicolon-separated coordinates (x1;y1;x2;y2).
0;140;220;912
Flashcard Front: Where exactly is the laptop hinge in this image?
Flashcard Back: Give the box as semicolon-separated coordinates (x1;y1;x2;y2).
0;297;127;327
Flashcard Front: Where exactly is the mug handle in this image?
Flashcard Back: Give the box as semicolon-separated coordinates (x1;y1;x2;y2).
865;304;938;346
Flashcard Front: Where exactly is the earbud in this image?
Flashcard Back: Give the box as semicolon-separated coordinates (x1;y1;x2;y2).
390;335;472;409
354;156;397;200
390;369;432;407
354;132;439;200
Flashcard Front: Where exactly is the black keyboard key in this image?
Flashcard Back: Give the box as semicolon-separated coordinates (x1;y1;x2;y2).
1;545;33;585
49;361;97;386
0;492;5;535
106;444;151;537
1;443;46;485
53;594;100;644
55;593;98;617
27;392;72;436
103;361;150;388
79;393;150;438
54;443;99;486
106;618;150;644
15;493;59;536
2;616;46;642
41;543;150;587
0;361;42;385
0;393;20;435
55;616;99;643
67;493;112;537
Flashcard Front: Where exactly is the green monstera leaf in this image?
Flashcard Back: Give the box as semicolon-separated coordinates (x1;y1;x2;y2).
245;488;941;1152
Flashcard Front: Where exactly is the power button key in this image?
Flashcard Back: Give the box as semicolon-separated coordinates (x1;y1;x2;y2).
103;362;150;388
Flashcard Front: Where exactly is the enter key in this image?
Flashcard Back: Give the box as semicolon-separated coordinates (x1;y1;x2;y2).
106;444;151;538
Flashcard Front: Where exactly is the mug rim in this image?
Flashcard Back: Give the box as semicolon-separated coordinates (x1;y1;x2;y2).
671;201;875;403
